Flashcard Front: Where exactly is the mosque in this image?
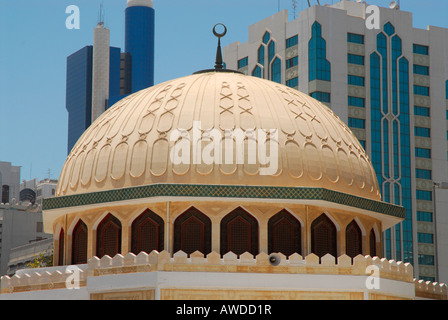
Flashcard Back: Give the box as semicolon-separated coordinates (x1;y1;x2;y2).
1;24;446;300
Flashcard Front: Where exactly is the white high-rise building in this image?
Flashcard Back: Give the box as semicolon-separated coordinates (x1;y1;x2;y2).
91;22;111;123
223;0;448;284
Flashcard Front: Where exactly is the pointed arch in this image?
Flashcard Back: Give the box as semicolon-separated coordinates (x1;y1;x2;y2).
58;228;65;266
72;219;88;265
220;207;259;257
346;220;363;258
173;207;211;256
268;209;301;256
131;209;164;254
96;213;122;258
370;228;377;257
311;213;337;258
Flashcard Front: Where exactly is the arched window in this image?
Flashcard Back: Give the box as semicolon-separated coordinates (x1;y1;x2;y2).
252;65;263;78
268;210;301;256
345;220;362;258
220;207;258;257
370;228;377;257
271;57;281;83
96;214;122;258
311;214;337;259
173;207;211;256
58;228;65;266
72;220;88;265
131;209;164;254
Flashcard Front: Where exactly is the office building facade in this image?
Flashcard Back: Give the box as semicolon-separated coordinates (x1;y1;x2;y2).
65;45;121;154
223;0;448;283
66;0;155;154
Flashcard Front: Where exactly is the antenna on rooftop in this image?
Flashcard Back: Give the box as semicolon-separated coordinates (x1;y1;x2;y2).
98;1;105;26
292;0;298;18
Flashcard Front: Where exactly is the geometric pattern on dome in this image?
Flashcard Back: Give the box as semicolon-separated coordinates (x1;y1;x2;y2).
57;72;381;201
43;184;404;219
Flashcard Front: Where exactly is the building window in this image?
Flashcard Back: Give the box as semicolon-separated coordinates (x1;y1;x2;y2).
384;22;395;36
238;57;248;69
347;54;365;65
417;233;434;244
268;210;301;256
414;85;430;96
348;75;365;87
286;56;298;69
311;91;330;103
58;228;65;266
72;220;88;265
174;207;211;256
359;140;366;149
417;211;433;222
96;214;122;258
257;45;265;67
309;22;331;82
415;168;432;180
131;209;164;255
345;220;362;259
271;57;281;83
414;106;430;117
348;96;365;108
415;147;431;158
369;229;377;257
416;190;432;201
311;214;337;260
347;33;364;44
268;41;276;64
1;185;9;204
418;254;434;265
252;65;262;78
414;126;431;137
262;31;271;44
348;117;366;129
286;77;298;88
220;207;258;257
413;64;429;76
413;44;429;55
286;35;298;48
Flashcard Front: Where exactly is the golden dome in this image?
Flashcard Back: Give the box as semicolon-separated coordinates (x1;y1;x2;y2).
57;71;380;201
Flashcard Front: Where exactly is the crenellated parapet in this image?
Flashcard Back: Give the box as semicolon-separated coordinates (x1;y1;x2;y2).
4;250;444;300
414;279;448;300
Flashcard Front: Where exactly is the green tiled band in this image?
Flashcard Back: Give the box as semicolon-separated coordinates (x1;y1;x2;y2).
43;184;405;218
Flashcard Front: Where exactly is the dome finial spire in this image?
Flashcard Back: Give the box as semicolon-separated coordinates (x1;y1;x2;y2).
213;23;227;70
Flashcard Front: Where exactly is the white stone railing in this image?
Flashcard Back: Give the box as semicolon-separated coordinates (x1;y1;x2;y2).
1;250;446;300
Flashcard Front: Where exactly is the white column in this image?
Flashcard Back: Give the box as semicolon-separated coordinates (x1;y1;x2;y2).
92;24;110;123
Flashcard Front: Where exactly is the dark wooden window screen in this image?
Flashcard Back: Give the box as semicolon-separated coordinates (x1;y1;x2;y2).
131;209;164;254
220;207;258;257
72;220;88;265
311;214;337;259
173;207;211;256
370;228;377;257
96;214;122;258
345;220;362;258
268;210;301;256
58;228;65;266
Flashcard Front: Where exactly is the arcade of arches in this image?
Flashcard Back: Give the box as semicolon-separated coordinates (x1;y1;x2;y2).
52;201;382;266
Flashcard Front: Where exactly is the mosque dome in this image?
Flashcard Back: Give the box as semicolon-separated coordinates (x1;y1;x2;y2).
57;71;381;201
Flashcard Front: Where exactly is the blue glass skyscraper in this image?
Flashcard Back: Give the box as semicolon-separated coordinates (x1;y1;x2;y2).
125;0;155;92
66;46;93;155
66;46;121;154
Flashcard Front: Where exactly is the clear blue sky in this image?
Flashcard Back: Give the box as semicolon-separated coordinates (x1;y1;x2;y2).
0;0;447;182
